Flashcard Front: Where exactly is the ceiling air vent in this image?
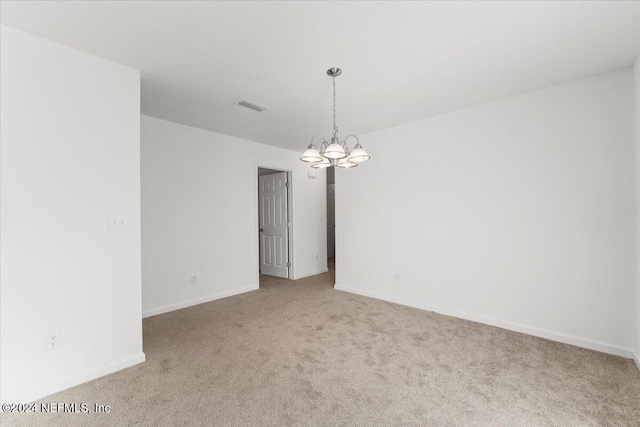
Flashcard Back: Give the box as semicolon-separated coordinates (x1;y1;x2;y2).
235;99;269;113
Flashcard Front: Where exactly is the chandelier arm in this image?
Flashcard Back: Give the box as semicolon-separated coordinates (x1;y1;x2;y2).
319;139;329;153
339;140;350;154
310;135;326;146
344;135;361;149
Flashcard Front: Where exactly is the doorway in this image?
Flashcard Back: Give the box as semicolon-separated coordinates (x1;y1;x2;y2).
326;167;335;276
258;167;292;283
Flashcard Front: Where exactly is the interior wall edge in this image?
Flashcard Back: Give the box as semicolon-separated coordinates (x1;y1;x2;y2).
634;54;640;369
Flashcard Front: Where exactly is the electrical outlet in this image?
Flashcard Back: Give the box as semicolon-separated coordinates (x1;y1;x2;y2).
45;331;61;351
190;275;198;285
394;272;401;282
108;215;128;231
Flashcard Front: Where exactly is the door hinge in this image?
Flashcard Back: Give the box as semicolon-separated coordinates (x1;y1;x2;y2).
285;182;289;188
287;262;291;267
286;222;290;227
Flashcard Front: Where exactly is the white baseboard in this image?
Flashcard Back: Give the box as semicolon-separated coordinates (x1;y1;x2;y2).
335;284;635;359
293;268;329;280
633;352;640;372
142;285;259;318
4;352;146;405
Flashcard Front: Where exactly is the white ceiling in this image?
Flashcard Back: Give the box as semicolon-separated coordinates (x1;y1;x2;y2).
2;1;639;151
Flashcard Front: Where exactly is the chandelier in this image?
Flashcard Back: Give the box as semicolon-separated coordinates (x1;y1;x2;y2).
300;67;370;169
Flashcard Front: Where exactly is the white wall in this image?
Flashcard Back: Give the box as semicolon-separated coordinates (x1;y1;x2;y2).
141;116;327;317
635;55;640;367
0;26;144;403
336;68;636;357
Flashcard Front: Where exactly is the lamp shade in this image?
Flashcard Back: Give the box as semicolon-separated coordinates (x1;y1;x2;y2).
300;146;323;163
348;147;370;163
323;142;347;159
311;157;331;169
336;156;358;168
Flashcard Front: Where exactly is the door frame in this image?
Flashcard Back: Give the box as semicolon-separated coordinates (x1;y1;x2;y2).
326;183;335;259
255;163;294;283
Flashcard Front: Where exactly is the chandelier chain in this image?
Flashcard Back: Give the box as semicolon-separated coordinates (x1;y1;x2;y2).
332;76;339;139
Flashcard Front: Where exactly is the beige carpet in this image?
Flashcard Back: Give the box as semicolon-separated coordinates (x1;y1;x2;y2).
3;266;640;426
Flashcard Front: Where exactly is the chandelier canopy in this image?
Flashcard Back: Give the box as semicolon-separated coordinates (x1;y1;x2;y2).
300;67;370;169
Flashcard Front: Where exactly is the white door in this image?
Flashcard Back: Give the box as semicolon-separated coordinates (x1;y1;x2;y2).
327;183;335;258
259;172;289;278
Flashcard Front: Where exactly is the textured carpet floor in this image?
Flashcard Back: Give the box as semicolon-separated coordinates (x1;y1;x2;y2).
3;267;640;426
